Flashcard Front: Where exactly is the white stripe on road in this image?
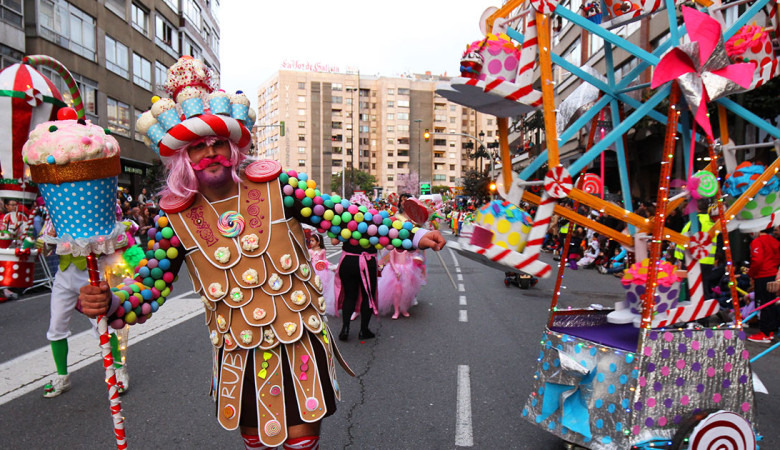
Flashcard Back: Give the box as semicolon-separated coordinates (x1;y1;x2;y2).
449;249;459;267
459;296;467;306
0;290;202;406
456;267;461;273
459;310;468;322
456;365;474;447
458;283;465;292
457;274;463;281
17;292;52;303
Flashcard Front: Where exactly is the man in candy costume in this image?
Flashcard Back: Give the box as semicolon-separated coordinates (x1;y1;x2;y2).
79;57;445;449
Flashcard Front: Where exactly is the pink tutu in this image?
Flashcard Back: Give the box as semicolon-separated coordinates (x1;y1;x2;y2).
377;250;424;317
309;249;337;316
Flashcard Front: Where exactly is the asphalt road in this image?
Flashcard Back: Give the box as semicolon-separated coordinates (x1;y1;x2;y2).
1;235;779;449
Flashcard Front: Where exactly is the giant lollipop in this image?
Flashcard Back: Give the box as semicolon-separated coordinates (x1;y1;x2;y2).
23;108;128;449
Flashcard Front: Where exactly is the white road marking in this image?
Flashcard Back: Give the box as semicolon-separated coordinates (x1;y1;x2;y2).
17;292;52;303
456;365;474;447
458;283;465;292
459;310;468;322
459;295;467;306
0;290;201;405
449;249;459;267
457;274;463;281
456;267;461;273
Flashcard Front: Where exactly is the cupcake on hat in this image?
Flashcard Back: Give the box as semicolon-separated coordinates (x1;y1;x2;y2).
137;56;253;164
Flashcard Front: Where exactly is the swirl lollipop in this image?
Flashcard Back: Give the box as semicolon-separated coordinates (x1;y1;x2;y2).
692;170;718;198
218;211;245;237
576;173;602;195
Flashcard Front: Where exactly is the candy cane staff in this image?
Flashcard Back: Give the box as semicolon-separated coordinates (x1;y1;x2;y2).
79;56;446;450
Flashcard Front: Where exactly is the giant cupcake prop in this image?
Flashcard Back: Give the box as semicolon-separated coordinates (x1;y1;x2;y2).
607;258;682;325
723;161;780;220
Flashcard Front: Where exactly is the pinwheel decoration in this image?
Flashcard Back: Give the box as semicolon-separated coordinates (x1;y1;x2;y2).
651;6;754;138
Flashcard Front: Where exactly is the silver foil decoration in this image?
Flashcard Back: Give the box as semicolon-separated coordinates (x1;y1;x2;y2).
523;318;756;450
556;65;605;135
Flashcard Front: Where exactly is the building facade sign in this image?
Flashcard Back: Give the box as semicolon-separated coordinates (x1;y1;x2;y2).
281;60;340;73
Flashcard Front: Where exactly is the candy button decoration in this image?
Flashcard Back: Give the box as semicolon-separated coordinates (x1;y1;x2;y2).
530;0;559;15
217;211;244;237
692;170;718;198
264;419;281;437
544;166;573;199
688;231;713;261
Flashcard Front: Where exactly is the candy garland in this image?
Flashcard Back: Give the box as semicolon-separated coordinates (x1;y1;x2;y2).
107;212;182;328
279;170;420;250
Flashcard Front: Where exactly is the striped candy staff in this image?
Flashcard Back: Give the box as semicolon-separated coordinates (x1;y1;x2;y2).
22;55;84;119
529;0;559;16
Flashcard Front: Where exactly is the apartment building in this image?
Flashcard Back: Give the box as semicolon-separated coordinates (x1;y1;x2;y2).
255;69;498;196
1;0;220;193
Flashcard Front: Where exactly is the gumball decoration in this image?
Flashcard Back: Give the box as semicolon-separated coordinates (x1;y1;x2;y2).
57;107;79;121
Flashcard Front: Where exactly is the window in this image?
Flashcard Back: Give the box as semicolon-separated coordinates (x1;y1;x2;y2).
450;164;456;171
387;88;394;95
359;126;369;133
450;117;456;123
298;82;306;89
183;37;201;60
298;121;306;128
298;147;306;154
433;174;446;181
396;112;409;120
397;124;409;132
39;0;96;60
298;96;306;103
41;68;98;120
298;134;306;141
154;61;167;93
387;176;394;182
387;101;394;108
105;0;125;18
398;88;410;95
134;108;145;141
386;113;394;120
450;105;456;111
345;97;353;105
298;109;306;116
105;35;129;78
162;0;178;12
435;114;447;122
387;150;394;157
131;3;149;35
298;159;306;167
387;163;394;169
107;97;130;137
387;125;394;132
397;100;409;108
1;0;23;27
183;0;202;28
487;131;493;137
155;15;178;56
332;83;342;91
332;96;342;104
132;53;151;89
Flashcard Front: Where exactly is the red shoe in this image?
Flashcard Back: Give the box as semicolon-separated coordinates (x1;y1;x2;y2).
747;332;774;344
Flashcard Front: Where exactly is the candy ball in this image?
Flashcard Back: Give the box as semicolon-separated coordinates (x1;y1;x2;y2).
283;184;294;196
170;236;181;247
154;249;167;260
110;319;125;329
138;266;151;278
143;277;155;287
399;229;410;240
331;216;342;226
157;216;169;227
379;236;391;246
130;284;141;293
124;311;137;324
122;300;132;312
341;199;350;208
334;204;344;214
158;259;171;271
359;238;370;248
147;228;157;238
146;258;159;269
331;195;341;204
341;212;352;223
349;238;359;246
151;267;164;279
301;197;313;207
392;238;402;247
141;289;153;301
151;287;161;298
166;247;178;259
141;302;152;315
115;305;126;318
161;287;171;297
305;188;315;198
320;220;332;230
323;210;334;221
288;177;298;188
313;205;325;216
155;231;163;242
154;279;166;291
330;225;341;235
392;220;403;230
378;225;389;236
129;296;140;309
324;199;335;209
298;172;307;181
369;236;379;245
157;297;166;306
348;205;359;215
327;231;336;239
402;239;413;249
151;302;160;312
347;220;358;232
313;196;324;205
402;221;414;231
310;215;321;224
372;214;383;224
351;231;361;240
294;188;306;200
147;241;155;250
357;222;368;234
161;227;174;239
380;211;390;219
279;173;289;183
340;228;352;239
388;228;399;239
354;212;364;223
307;180;316;189
283;196;295;207
163;272;175;283
383;218;393;227
301;207;312;217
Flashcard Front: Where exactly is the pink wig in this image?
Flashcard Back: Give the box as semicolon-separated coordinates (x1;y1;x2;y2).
160;136;246;199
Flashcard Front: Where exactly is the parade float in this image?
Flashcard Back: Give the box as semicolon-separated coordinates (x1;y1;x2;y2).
439;0;780;448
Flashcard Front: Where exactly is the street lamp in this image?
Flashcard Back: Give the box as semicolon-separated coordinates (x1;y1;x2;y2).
478;130;485;173
344;86;358;198
414;119;422;196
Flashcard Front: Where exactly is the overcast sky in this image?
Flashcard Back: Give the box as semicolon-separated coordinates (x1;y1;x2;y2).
218;0;498;107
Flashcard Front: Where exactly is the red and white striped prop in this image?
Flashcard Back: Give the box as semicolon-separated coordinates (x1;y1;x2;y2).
529;0;559;15
0;62;64;178
688;410;755;450
475;242;552;277
97;315;127;449
576;173;602;195
652;253;719;327
516;11;539;90
688;231;713;261
463;76;543;108
543;166;573;198
158;114;251;157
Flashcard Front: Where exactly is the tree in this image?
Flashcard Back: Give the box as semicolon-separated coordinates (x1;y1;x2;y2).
461;168;491;201
329;168;377;198
396;172;419;196
432;185;450;195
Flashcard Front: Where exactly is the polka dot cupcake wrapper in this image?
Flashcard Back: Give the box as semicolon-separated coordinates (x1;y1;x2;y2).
230;103;248;121
40;177;118;240
147;122;165;144
181;98;205;118
733;191;780;220
158;108;182;132
209;97;230;115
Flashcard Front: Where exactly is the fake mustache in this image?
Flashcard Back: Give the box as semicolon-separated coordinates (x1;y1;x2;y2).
191;154;233;171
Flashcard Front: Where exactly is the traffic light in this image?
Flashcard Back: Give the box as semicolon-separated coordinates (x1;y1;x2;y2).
423;129;430;142
489;181;497;192
280;121;285;136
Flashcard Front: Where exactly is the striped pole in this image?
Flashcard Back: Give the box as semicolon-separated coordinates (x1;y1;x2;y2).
22;55;84;119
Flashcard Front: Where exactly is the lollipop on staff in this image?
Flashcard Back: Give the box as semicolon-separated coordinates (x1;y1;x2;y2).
23;107;129;449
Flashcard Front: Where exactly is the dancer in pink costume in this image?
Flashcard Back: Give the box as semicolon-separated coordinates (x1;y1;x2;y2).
307;233;337;316
377;249;424;319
